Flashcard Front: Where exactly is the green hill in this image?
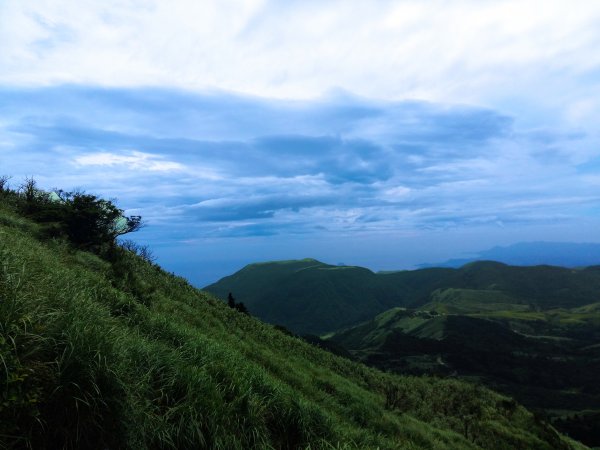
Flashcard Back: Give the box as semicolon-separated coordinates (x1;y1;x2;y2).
329;309;528;367
0;185;585;449
205;259;600;335
204;261;402;335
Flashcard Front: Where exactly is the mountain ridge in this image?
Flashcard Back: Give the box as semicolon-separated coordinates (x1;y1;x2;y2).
205;258;600;335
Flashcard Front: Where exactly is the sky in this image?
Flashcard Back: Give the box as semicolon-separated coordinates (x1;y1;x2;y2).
1;0;600;286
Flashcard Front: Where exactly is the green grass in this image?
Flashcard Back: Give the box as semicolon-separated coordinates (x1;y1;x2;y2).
419;288;530;315
0;196;587;449
467;308;600;327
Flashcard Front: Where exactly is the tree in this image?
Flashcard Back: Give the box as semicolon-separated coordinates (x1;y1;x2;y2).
227;292;236;309
41;187;141;252
120;239;156;263
0;175;11;192
19;176;37;203
3;177;143;257
234;302;249;315
227;293;249;315
63;193;123;249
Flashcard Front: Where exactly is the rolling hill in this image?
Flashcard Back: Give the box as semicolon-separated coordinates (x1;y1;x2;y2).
0;186;585;449
204;259;405;334
205;259;600;335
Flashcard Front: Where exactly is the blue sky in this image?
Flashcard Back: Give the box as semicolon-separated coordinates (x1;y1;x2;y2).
1;1;600;285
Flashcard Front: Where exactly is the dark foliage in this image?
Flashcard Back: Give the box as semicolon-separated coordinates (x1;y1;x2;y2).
553;412;600;447
1;178;142;256
0;175;11;192
227;292;250;315
234;302;249;315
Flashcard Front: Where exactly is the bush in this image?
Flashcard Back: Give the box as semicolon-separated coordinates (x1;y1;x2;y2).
1;178;142;255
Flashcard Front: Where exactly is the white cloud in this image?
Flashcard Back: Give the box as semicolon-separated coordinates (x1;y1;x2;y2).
74;150;184;172
383;186;412;200
1;0;600;118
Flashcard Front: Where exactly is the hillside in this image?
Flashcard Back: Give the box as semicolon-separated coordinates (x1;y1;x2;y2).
0;186;587;449
205;259;600;335
328;304;600;447
204;260;402;335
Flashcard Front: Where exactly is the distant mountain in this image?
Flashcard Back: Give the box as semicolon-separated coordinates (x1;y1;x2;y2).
419;241;600;268
204;258;600;335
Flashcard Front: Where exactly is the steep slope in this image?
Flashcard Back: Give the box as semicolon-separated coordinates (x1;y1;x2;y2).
0;192;586;449
205;259;600;334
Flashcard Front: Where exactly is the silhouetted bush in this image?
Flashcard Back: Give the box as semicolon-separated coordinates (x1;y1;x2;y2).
235;301;249;315
3;177;142;255
227;292;250;315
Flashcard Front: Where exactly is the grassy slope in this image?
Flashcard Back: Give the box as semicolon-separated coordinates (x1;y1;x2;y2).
327;304;600;447
419;288;530;315
0;202;586;449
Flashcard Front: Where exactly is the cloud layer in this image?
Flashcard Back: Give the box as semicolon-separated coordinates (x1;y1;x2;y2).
1;86;598;244
2;1;600;115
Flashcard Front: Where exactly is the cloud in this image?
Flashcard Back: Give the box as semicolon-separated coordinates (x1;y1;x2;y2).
2;0;600;123
184;193;332;221
74;151;184;172
1;85;599;243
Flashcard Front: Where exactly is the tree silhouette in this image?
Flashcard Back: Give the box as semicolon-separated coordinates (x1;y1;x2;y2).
234;302;249;315
227;292;236;308
0;175;11;192
227;292;249;315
